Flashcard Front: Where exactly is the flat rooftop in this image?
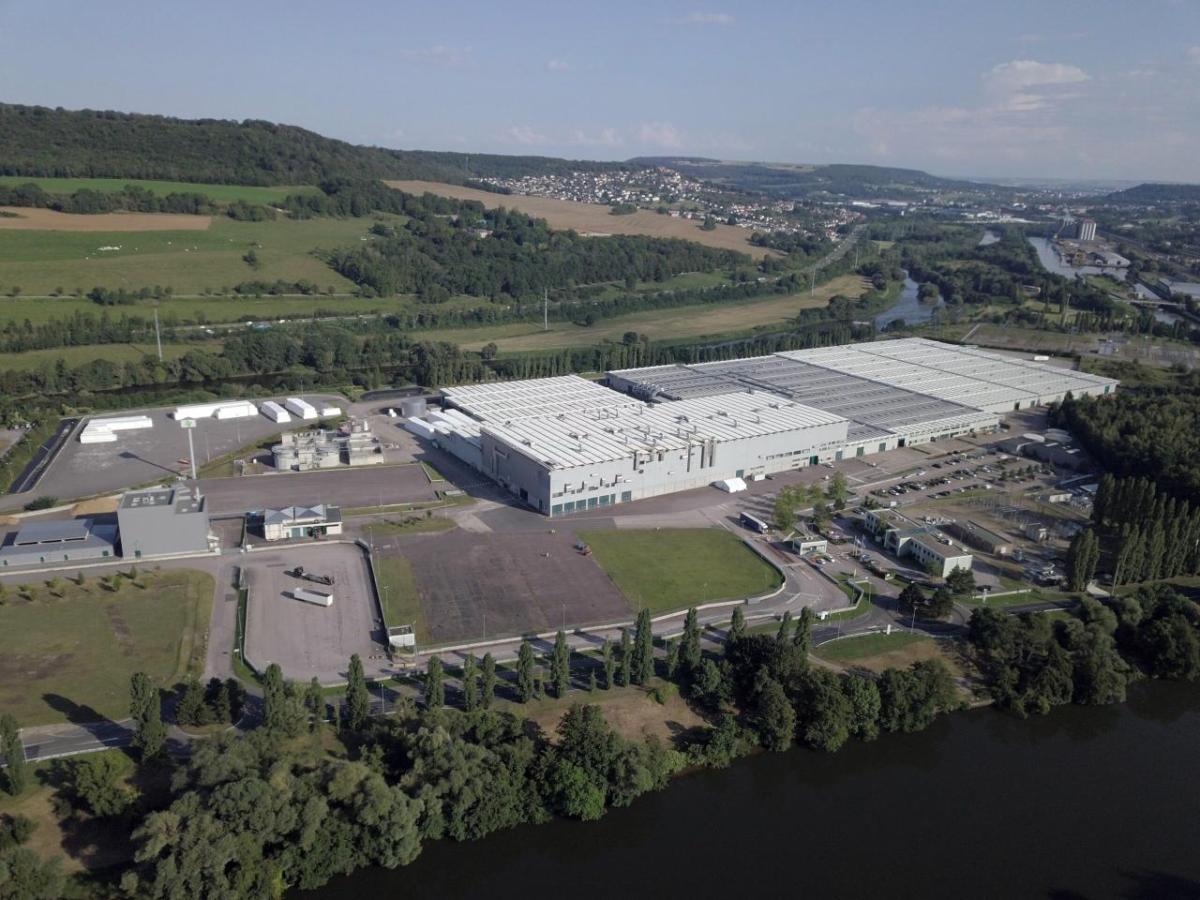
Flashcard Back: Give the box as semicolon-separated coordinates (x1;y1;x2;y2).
482;390;846;470
11;519;94;546
121;486;205;515
443;375;641;423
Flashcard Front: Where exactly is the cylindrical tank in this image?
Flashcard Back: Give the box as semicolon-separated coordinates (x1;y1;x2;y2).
399;396;427;418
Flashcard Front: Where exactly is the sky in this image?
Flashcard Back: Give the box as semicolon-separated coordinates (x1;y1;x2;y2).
1;0;1198;181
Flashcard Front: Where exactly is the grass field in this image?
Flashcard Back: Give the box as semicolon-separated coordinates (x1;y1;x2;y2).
0;175;316;205
0;340;224;372
374;554;427;641
0;214;385;295
387;179;772;258
421;273;869;352
815;632;964;675
0;207;213;232
579;528;782;613
0;568;214;725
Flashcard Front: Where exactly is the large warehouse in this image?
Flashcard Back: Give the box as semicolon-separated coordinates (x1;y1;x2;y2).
421;339;1118;516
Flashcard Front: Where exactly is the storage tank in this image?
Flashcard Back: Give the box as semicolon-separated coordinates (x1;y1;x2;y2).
400;396;427;418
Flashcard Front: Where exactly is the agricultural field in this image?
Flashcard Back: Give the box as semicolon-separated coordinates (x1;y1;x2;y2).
0;568;214;725
579;528;782;613
0;214;390;295
421;273;868;352
387;179;773;258
0;175;316;204
0;207;212;232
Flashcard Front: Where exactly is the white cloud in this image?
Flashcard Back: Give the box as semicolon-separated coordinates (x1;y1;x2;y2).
1017;33;1044;44
568;127;623;147
984;59;1089;94
546;58;570;71
1188;45;1200;64
637;121;683;148
671;12;734;26
398;45;471;67
500;125;548;146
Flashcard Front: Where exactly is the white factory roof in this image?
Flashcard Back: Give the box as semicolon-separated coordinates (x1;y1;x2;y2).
779;339;1115;409
442;375;641;423
480;391;845;470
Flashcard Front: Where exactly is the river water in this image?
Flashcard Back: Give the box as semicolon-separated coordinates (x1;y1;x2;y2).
875;273;944;331
304;682;1200;899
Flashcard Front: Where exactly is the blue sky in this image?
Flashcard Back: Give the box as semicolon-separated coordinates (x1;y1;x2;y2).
1;0;1198;180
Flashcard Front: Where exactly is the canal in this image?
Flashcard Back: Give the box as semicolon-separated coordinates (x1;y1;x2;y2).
875;272;944;331
304;681;1200;899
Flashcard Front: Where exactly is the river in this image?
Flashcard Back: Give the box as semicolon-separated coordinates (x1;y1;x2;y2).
303;682;1200;899
875;272;944;331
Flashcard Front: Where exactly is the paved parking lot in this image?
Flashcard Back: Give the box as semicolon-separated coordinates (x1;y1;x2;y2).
243;542;385;682
23;394;344;502
385;530;631;644
204;463;438;516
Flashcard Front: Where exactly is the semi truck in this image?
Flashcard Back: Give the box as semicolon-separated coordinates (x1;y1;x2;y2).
292;587;334;607
287;566;334;586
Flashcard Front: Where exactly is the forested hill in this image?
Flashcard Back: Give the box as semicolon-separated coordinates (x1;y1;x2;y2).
1098;182;1200;204
628;157;999;199
0;103;627;187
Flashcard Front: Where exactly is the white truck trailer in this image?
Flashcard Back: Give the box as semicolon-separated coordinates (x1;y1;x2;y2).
292;587;334;607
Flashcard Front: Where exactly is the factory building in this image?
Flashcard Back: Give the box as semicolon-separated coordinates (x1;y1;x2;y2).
117;486;214;558
0;519;118;567
423;339;1118;516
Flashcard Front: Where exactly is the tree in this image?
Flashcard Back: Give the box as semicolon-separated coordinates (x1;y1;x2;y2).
480;653;497;708
601;639;615;690
225;678;245;722
461;653;479;711
206;677;231;724
827;471;849;510
926;587;955;619
632;610;654;685
726;606;746;654
664;639;681;679
679;607;702;672
129;671;166;760
898;582;926;615
550;631;571;699
344;654;370;730
262;663;287;732
945;566;976;596
811;499;831;530
617;630;632;687
773;490;797;532
0;714;26;796
776;610;793;644
752;672;795;751
176;675;210;727
517;641;536;703
425;655;445;709
304;677;325;729
793;606;814;655
64;753;133;817
1067;528;1100;592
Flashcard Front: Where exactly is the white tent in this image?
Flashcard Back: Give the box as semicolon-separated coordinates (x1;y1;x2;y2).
713;477;748;493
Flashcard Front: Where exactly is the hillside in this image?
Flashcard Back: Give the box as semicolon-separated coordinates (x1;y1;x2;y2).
1099;182;1200;205
0;103;626;188
629;157;1001;200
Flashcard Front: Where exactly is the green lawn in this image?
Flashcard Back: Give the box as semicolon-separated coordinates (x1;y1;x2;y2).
0;175;317;205
373;554;427;642
0;214;387;295
579;528;782;613
815;631;926;662
0;340;223;372
0;568;214;725
362;516;456;537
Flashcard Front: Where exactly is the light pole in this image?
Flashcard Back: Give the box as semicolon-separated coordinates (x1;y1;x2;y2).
180;418;198;481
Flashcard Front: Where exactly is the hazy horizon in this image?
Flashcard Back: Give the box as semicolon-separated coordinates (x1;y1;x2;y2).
2;0;1198;182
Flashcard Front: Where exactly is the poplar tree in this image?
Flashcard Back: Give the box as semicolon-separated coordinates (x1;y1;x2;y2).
551;631;571;698
130;671;166;760
345;654;369;730
726;606;746;655
632;609;654;684
680;607;702;671
617;629;632;686
601;638;615;690
516;641;535;703
776;610;793;644
480;652;497;709
425;655;444;709
0;713;26;796
462;653;479;711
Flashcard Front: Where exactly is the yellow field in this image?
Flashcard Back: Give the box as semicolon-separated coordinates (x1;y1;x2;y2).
386;180;771;258
0;206;211;231
421;274;868;352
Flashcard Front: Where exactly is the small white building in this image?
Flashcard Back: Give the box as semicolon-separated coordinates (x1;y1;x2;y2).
79;414;153;443
261;504;343;541
284;397;319;420
173;400;257;421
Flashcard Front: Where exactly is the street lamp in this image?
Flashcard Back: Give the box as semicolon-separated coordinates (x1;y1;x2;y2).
179;418;198;481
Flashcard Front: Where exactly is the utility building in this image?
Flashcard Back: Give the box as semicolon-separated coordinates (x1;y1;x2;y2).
0;519;118;567
261;504;343;541
117;486;213;558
